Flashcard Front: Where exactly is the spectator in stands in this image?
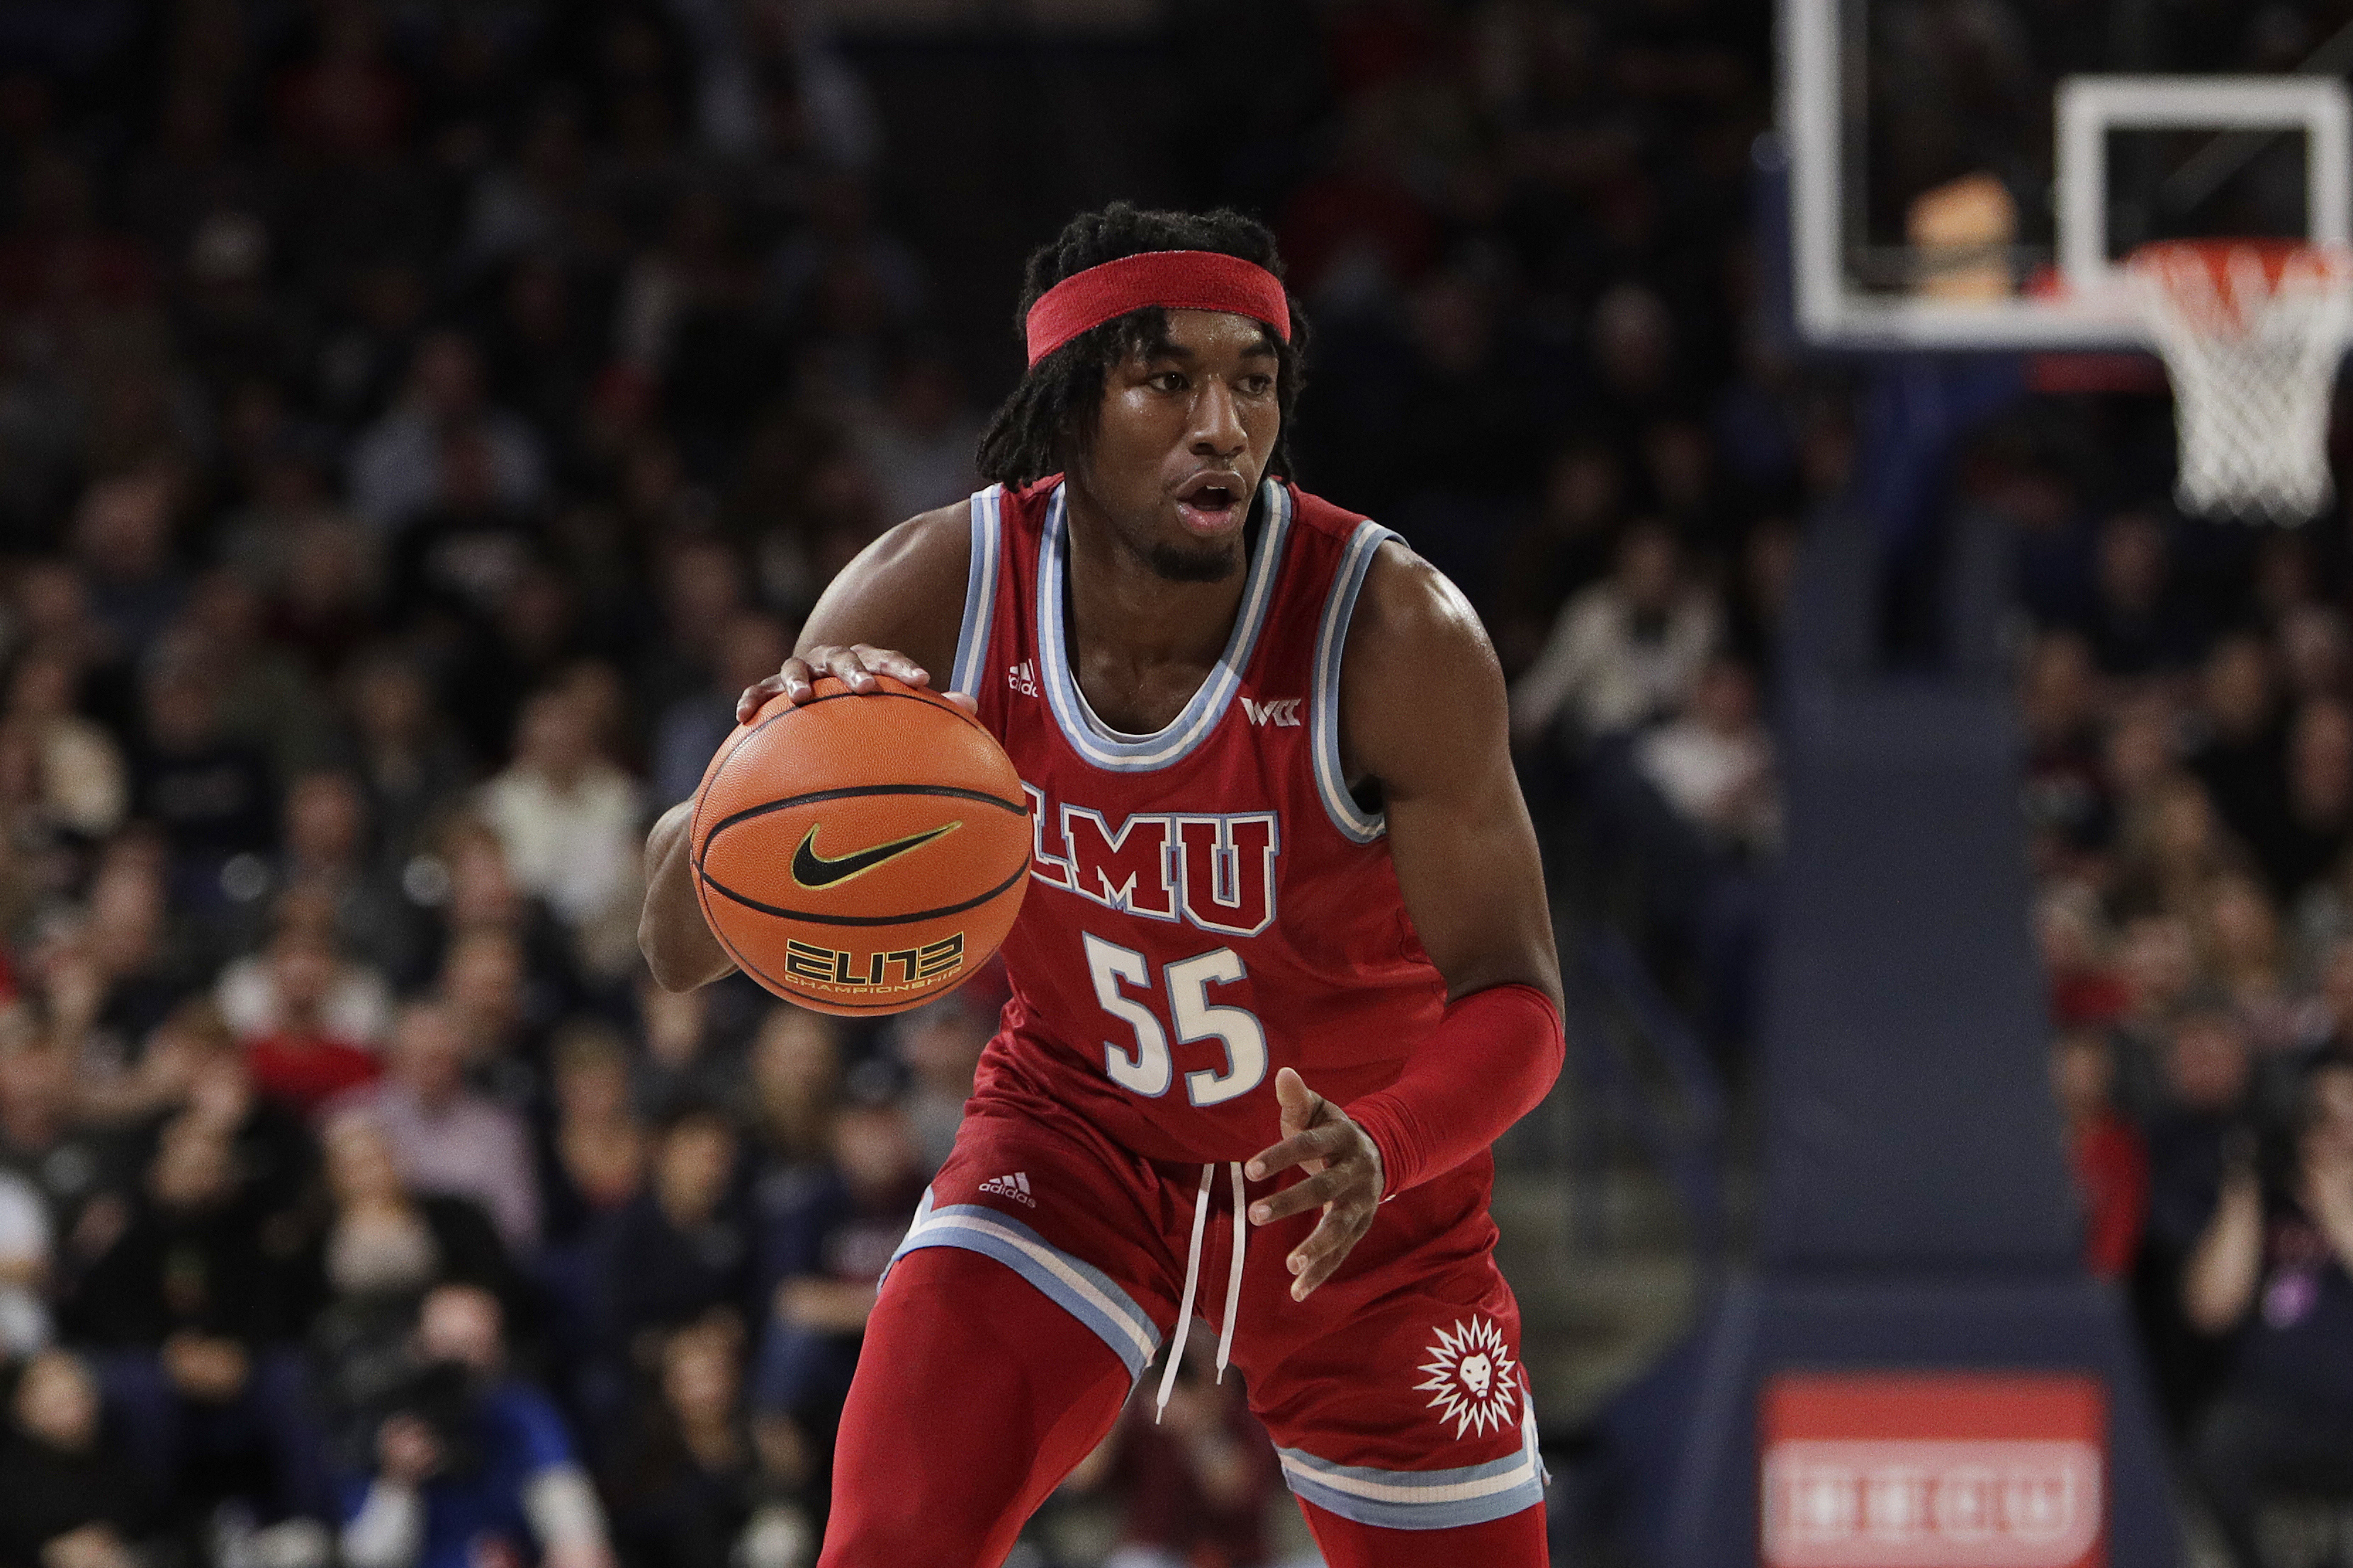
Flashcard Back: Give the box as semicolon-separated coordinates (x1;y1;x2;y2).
2;641;125;841
1063;1342;1287;1568
2078;510;2202;677
304;1112;522;1338
539;1022;647;1248
2189;635;2289;884
244;926;382;1117
72;473;187;669
635;541;748;750
2305;939;2353;1058
597;1105;748;1365
478;687;642;959
345;654;471;872
651;609;790;811
341;1001;539;1254
1509;518;1717;751
179;570;342;786
178;1010;322;1277
218;885;395;1056
338;1283;613;1568
392;426;544;635
1632;655;1779;857
2273;698;2353;902
2185;1060;2353;1564
746;1007;839;1178
2198;873;2306;1053
601;1318;785;1568
2052;1031;2147;1280
128;650;274;908
750;1098;921;1491
438;926;547;1104
889;995;987;1175
2115;774;2248;923
2104;692;2182;835
1492;444;1626;676
0;1022;134;1262
2019;632;2108;867
848;351;982;527
349;332;546;536
636;979;739;1118
2108;913;2199;1113
2139;1007;2258;1433
0;1163;50;1355
64;1114;329;1525
43;846;208;1107
2038;886;2128;1031
0;1349;157;1568
264;769;421;986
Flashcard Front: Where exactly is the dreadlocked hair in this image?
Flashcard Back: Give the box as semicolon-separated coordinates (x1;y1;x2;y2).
975;203;1310;489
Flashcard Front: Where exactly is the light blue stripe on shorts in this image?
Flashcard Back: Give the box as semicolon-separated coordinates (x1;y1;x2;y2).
887;1190;1164;1381
1277;1398;1546;1530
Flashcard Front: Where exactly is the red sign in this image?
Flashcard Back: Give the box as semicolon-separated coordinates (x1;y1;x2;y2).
1760;1373;2106;1568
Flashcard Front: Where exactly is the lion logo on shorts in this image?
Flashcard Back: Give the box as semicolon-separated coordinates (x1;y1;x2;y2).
1415;1316;1519;1438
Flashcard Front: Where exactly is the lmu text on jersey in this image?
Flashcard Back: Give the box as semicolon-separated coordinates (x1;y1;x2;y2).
1021;782;1280;940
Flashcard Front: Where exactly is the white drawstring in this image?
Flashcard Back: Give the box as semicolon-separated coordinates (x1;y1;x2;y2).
1155;1161;1249;1419
1217;1161;1245;1381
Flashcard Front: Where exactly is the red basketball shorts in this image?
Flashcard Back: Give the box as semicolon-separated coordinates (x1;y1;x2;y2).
886;1091;1546;1531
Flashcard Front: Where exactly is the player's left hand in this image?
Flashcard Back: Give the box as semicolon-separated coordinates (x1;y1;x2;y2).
1245;1067;1386;1301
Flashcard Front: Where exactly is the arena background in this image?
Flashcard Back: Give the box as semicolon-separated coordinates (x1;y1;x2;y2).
0;1;2347;1566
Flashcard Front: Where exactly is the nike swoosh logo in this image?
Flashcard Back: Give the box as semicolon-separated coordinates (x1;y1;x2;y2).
790;820;963;889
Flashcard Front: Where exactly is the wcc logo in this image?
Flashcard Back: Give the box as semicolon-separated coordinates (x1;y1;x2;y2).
1023;783;1279;937
1243;696;1301;728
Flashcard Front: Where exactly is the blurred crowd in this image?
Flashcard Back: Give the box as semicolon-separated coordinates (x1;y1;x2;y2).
0;0;1818;1566
2016;491;2353;1561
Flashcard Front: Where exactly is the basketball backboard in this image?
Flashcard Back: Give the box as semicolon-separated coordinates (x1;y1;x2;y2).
1782;0;2353;349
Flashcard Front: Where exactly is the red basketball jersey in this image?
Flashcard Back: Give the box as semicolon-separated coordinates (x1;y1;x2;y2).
950;476;1449;1166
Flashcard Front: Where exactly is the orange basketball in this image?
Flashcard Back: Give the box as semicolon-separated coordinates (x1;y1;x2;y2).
689;675;1031;1015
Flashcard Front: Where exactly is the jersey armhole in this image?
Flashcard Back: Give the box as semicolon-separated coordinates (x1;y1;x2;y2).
949;485;1004;699
1310;521;1398;843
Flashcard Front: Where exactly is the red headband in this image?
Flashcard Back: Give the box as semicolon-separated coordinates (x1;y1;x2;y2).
1023;250;1291;367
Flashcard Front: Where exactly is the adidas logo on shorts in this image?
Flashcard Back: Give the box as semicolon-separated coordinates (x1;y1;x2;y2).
977;1171;1035;1207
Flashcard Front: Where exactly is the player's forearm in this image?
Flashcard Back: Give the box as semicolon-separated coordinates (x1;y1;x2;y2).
639;800;736;991
1345;983;1565;1196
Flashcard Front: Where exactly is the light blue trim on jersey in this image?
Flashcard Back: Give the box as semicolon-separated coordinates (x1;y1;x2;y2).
1310;520;1398;843
1036;480;1292;772
887;1190;1163;1380
949;486;1005;700
1276;1398;1544;1530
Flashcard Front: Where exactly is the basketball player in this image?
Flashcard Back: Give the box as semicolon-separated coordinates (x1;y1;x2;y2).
639;204;1564;1567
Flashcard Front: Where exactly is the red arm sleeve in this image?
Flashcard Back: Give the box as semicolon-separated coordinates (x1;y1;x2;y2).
1343;982;1566;1196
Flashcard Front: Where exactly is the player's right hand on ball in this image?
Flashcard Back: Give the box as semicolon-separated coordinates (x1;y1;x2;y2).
736;645;979;723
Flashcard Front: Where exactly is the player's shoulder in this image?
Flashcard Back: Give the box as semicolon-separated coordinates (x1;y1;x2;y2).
1345;534;1496;682
820;498;971;617
1276;478;1497;696
1322;515;1506;784
800;497;975;677
866;498;973;582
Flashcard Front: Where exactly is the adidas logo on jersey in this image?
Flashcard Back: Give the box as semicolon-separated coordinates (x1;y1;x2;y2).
1243;696;1302;728
1007;660;1039;697
977;1171;1035;1207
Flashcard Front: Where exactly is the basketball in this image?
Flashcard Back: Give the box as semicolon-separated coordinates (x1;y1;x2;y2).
689;676;1031;1015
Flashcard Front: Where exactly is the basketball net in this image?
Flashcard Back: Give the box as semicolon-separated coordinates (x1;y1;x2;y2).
2126;240;2353;524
